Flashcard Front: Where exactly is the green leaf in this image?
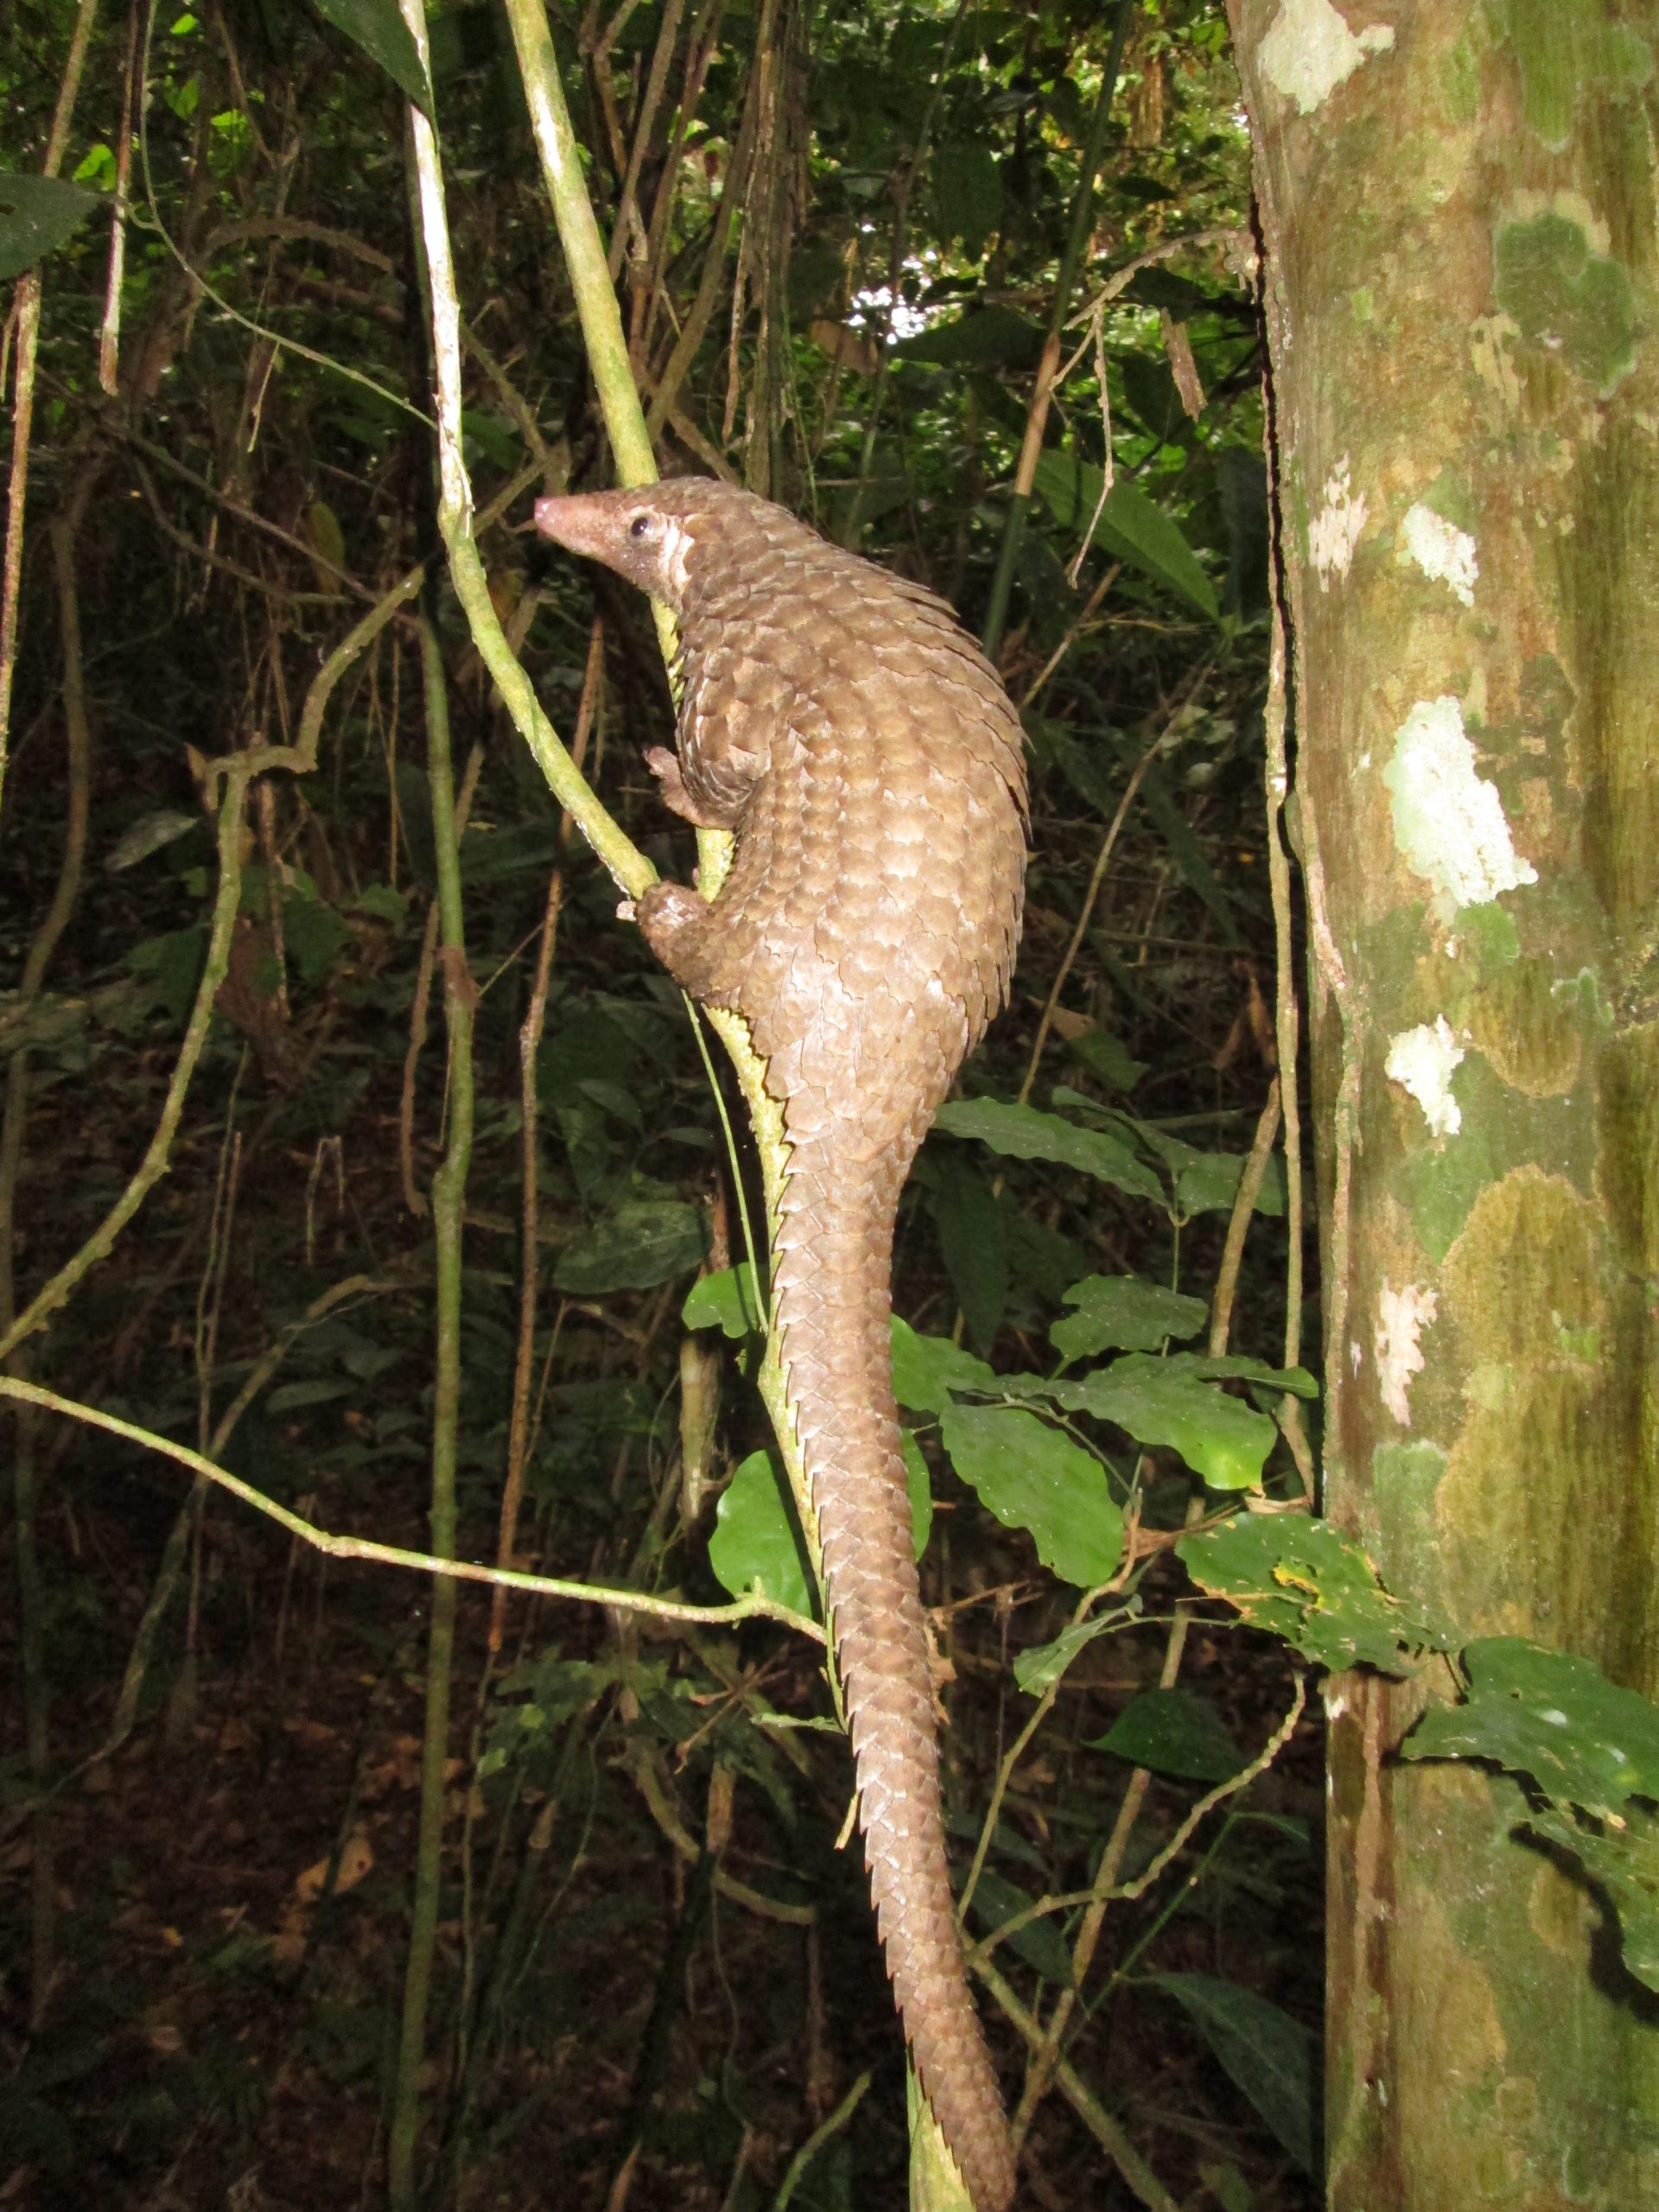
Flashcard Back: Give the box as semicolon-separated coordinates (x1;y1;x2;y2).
1052;1274;1209;1360
933;1098;1165;1205
1064;1025;1146;1091
1013;1614;1118;1697
681;1262;764;1338
1179;1516;1449;1674
1526;1810;1659;1993
349;882;409;924
931;140;1002;259
1031;450;1219;620
1095;1688;1243;1783
1023;1357;1280;1491
900;1427;933;1560
267;1379;353;1413
889;1318;996;1414
941;1405;1123;1588
1402;1637;1659;1818
1120;348;1186;445
552;1200;708;1294
897;304;1042;368
931;1154;1007;1354
283;896;347;986
707;1451;815;1618
1158;1351;1316;1396
309;0;431;111
105;810;200;872
1147;1974;1315;2172
0;172;100;283
128;926;207;1027
964;1867;1074;1986
1175;1147;1287;1219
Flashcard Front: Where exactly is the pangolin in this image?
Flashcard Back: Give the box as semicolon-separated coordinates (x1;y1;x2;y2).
535;478;1026;2211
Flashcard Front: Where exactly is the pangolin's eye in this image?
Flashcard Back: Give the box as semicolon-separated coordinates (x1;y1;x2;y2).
630;514;652;539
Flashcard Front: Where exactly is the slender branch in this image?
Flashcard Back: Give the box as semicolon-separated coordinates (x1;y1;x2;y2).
0;1377;826;1639
1014;726;1167;1108
607;0;685;281
974;1960;1179;2212
772;2072;871;2209
0;772;252;1364
1264;590;1316;1497
0;0;102;819
1208;1077;1281;1358
966;1673;1308;1980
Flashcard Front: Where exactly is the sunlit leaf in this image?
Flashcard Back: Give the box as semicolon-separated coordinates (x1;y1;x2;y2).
1404;1638;1659;1817
1005;1357;1278;1490
1032;450;1219;620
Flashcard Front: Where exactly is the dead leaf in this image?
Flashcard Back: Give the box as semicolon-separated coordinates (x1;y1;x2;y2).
808;320;880;376
295;1829;373;1904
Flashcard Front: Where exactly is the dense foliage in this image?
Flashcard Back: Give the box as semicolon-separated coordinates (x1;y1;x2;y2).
1;2;1324;2205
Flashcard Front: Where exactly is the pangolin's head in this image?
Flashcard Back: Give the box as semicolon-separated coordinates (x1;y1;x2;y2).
533;478;807;617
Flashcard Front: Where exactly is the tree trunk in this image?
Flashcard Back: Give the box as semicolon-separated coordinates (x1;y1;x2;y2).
1229;3;1659;2204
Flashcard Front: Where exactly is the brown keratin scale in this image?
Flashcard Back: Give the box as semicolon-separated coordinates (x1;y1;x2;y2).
536;478;1027;2212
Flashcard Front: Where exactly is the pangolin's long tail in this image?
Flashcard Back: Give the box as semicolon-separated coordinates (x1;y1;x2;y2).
772;1122;1016;2212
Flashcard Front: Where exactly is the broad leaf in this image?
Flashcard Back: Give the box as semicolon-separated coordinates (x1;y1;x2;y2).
1006;1357;1280;1490
553;1200;708;1294
708;1451;815;1618
1032;450;1219;620
681;1262;765;1339
1404;1638;1659;1819
1052;1274;1209;1360
1179;1516;1448;1673
897;304;1042;368
1526;1811;1659;1993
934;1097;1165;1205
0;172;99;282
941;1404;1123;1588
1095;1688;1243;1783
310;0;431;111
931;140;1001;259
931;1154;1007;1353
890;1318;995;1413
1148;1974;1315;2171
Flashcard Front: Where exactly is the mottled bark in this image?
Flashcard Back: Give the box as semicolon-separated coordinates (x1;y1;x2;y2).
1230;3;1659;2204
